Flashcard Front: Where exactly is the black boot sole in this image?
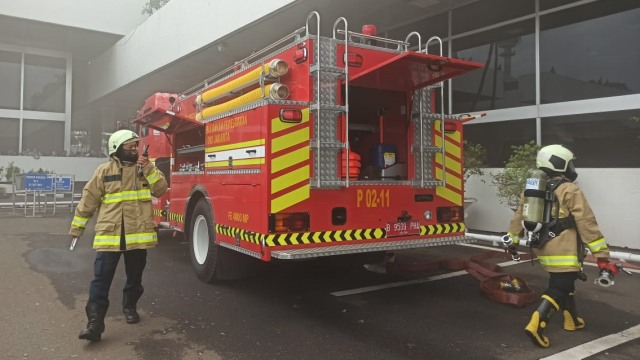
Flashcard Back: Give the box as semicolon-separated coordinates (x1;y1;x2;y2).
79;330;101;342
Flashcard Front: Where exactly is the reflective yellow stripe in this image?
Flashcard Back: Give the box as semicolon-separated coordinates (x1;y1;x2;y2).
537;255;580;267
102;189;152;204
587;237;608;253
435;131;461;158
145;168;160;185
72;216;89;228
541;295;560;310
94;232;157;246
271;146;309;173
271;165;310;193
271;184;309;213
272;128;309;153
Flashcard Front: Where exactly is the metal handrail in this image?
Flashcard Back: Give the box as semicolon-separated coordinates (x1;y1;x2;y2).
333;17;349;188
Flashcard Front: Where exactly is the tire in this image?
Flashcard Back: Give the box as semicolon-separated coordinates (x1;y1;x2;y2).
189;199;218;283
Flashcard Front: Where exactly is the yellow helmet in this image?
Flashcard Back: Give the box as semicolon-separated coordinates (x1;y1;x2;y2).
108;130;139;156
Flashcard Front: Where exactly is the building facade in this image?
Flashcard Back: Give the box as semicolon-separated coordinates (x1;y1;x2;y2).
0;0;638;248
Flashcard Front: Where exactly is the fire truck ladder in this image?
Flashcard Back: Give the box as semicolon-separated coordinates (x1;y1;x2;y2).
411;36;447;189
307;12;349;189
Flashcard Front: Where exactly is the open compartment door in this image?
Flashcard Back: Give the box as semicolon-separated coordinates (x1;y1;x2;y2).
349;52;482;92
134;110;203;135
133;93;203;135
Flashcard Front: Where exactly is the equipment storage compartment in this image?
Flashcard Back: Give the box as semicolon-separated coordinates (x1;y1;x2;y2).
348;86;408;181
174;127;205;173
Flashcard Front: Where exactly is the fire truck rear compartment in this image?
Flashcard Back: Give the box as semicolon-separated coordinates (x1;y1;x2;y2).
347;86;409;181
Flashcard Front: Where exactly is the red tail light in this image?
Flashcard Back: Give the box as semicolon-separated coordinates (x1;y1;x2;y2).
444;122;457;133
437;206;464;223
279;108;303;123
269;212;310;233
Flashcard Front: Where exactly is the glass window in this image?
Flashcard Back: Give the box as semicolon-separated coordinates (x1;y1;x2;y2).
0;50;21;110
386;13;448;49
541;110;640;168
540;2;640;103
0;118;19;155
540;0;583;11
23;119;65;156
451;20;535;113
23;54;66;113
452;0;534;35
464;119;536;167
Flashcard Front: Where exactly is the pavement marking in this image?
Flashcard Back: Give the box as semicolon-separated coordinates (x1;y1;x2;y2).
331;243;638;296
540;323;640;360
331;253;522;297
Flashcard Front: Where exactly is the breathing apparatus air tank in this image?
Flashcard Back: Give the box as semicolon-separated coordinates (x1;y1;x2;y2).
521;169;548;234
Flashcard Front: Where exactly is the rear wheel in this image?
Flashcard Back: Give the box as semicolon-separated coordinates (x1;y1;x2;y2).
189;199;218;283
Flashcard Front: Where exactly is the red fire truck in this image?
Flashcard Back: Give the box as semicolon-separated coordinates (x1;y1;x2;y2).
133;95;175;224
133;12;483;282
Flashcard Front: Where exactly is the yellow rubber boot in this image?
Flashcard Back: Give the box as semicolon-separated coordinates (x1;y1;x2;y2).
563;293;585;331
525;295;559;348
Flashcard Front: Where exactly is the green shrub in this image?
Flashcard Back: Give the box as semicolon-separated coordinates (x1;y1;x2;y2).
4;162;21;183
491;141;540;209
463;140;487;183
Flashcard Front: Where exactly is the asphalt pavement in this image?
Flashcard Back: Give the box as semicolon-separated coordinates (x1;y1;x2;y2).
1;209;639;360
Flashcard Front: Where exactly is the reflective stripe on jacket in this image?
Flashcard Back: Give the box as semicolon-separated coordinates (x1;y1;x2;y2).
69;157;168;251
508;179;610;273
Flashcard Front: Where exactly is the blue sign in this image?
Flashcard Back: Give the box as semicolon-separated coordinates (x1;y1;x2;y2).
54;176;73;191
24;174;53;191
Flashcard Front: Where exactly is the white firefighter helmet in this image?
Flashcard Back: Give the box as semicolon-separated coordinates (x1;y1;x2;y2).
108;129;139;156
536;145;578;181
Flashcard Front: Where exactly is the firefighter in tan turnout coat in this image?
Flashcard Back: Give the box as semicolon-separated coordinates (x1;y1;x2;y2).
70;129;167;341
502;144;618;348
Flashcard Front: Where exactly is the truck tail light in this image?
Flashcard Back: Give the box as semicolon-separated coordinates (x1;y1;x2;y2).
443;122;457;133
269;212;310;233
344;52;363;67
279;108;303;123
437;206;463;223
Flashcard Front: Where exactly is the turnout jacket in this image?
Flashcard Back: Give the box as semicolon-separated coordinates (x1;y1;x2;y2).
507;179;610;273
69;157;167;251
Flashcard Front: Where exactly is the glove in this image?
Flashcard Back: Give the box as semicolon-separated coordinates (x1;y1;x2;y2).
597;258;619;275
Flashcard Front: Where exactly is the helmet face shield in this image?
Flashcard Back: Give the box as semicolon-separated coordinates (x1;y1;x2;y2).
565;160;578;181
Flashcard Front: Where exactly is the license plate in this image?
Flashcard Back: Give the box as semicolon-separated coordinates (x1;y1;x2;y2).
385;220;421;237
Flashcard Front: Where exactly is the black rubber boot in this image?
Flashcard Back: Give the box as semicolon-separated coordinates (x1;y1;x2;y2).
123;294;140;324
563;293;585;331
79;303;106;341
524;295;559;348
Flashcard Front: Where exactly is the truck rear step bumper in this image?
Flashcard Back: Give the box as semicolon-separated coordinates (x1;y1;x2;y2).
270;235;473;260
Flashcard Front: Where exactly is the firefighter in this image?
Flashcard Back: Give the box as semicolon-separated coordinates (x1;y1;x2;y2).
70;129;167;341
502;144;617;348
